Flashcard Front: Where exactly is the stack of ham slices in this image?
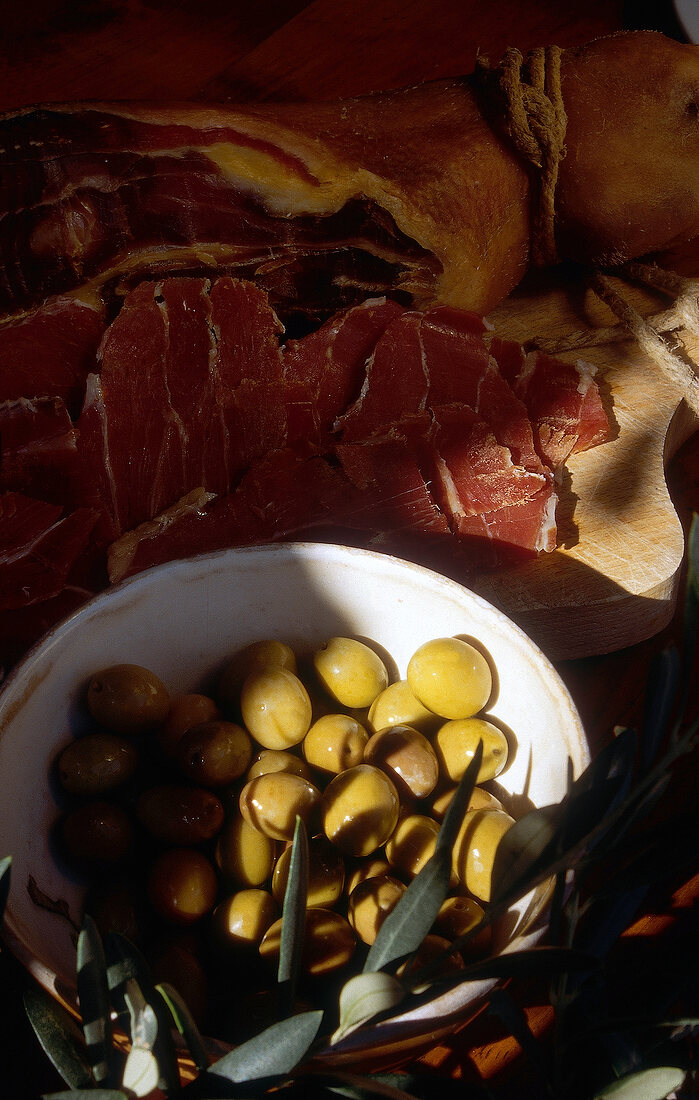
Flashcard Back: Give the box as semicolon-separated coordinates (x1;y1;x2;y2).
0;276;610;670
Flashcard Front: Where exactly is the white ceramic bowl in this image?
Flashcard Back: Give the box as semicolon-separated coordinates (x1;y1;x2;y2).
0;542;588;1065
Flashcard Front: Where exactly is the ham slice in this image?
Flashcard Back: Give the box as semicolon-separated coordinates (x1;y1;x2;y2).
0;396;77;503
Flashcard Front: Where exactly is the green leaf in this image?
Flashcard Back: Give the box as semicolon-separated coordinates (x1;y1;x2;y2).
76;916;114;1086
641;648;680;770
23;985;94;1089
593;1066;686;1099
42;1091;128;1099
435;740;484;853
410;945;597;1000
157;980;210;1073
278;815;309;1016
202;1009;323;1087
490;802;561;906
364;846;452;975
0;854;11;921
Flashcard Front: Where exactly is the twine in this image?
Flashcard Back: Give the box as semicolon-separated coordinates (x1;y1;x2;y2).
475;45;567;267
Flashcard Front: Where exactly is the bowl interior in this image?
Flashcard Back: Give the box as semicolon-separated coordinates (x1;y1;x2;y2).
0;542;588;1042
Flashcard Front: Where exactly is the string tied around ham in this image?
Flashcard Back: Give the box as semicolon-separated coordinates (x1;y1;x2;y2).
475;44;567;268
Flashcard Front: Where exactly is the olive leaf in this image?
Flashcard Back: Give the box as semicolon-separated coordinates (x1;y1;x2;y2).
364;744;483;975
591;1065;687;1099
23;984;94;1089
199;1009;323;1090
42;1091;129;1099
76;915;115;1086
0;853;11;921
640;647;680;771
278;814;309;1017
157;980;210;1073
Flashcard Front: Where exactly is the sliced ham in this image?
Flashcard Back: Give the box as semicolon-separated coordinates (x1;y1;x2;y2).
0;396;77;503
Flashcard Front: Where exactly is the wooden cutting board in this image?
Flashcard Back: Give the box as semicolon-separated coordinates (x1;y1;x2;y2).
467;270;698;660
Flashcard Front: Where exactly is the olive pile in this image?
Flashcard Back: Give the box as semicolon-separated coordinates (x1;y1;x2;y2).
54;635;515;1033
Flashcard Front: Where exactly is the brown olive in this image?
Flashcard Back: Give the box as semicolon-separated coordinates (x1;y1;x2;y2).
215;815;276;887
57;732;138;796
137;785;224;845
363;724;439;800
61;800;134;866
396;934;463;989
384;813;440;879
272;836;345;908
217;640;297;715
246;749;312;782
177;719;252;787
452;808;516;902
347;874;406;946
259;908;356;976
148;934;210;1027
86;876;149;945
158;693;221;758
86;664;170;733
322;764;399;857
148;847;218;925
303;713;369;774
213;888;278;951
239;773;321;841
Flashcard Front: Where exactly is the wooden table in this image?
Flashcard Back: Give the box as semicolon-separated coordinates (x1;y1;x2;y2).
1;2;697;1095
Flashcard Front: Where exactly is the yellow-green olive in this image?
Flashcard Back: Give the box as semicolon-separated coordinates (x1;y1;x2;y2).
215;815;276;886
368;680;436;734
312;637;388;709
384;813;440;878
347;874;406;945
407;638;492;720
177;719;253;787
452;808;516;902
61;800;134;866
158;693;220;758
272;835;345;908
434;717;508;784
57;732;138;796
322;764;399;857
239;772;321;841
344;856;392;897
240;667;312;749
148;848;218;925
86;664;170;733
434;895;491;956
259;908;356;976
218;640;297;715
363;724;439;800
213;889;278;949
430;784;503;821
137;785;225;845
303;713;369;774
246;749;311;782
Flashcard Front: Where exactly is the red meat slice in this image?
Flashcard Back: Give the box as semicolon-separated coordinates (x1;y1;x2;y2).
0;298;103;416
0;583;94;672
490;338;611;471
282;297;405;448
0;396;77;503
0;492;98;609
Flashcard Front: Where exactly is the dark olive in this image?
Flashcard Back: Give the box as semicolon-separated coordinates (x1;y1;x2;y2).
61;800;134;866
158;693;220;758
87;664;170;733
177;720;252;787
137;785;225;845
57;732;138;796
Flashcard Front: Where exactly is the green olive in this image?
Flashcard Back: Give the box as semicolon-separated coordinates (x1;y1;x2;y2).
218;640;297;715
57;732;138;796
86;664;170;733
137;785;225;845
430;784;503;821
312;637;389;709
272;835;345;908
61;800;134;866
347;874;406;945
239;772;321;841
240;667;312;750
303;713;369;774
213;889;278;950
434;896;490;956
177;719;253;787
451;808;516;902
322;764;399;857
384;813;440;878
434;717;508;784
148;848;218;925
158;693;220;758
363;724;439;799
259;908;355;976
246;749;311;782
368;680;436;734
344;856;392;896
407;638;492;719
215;815;276;886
